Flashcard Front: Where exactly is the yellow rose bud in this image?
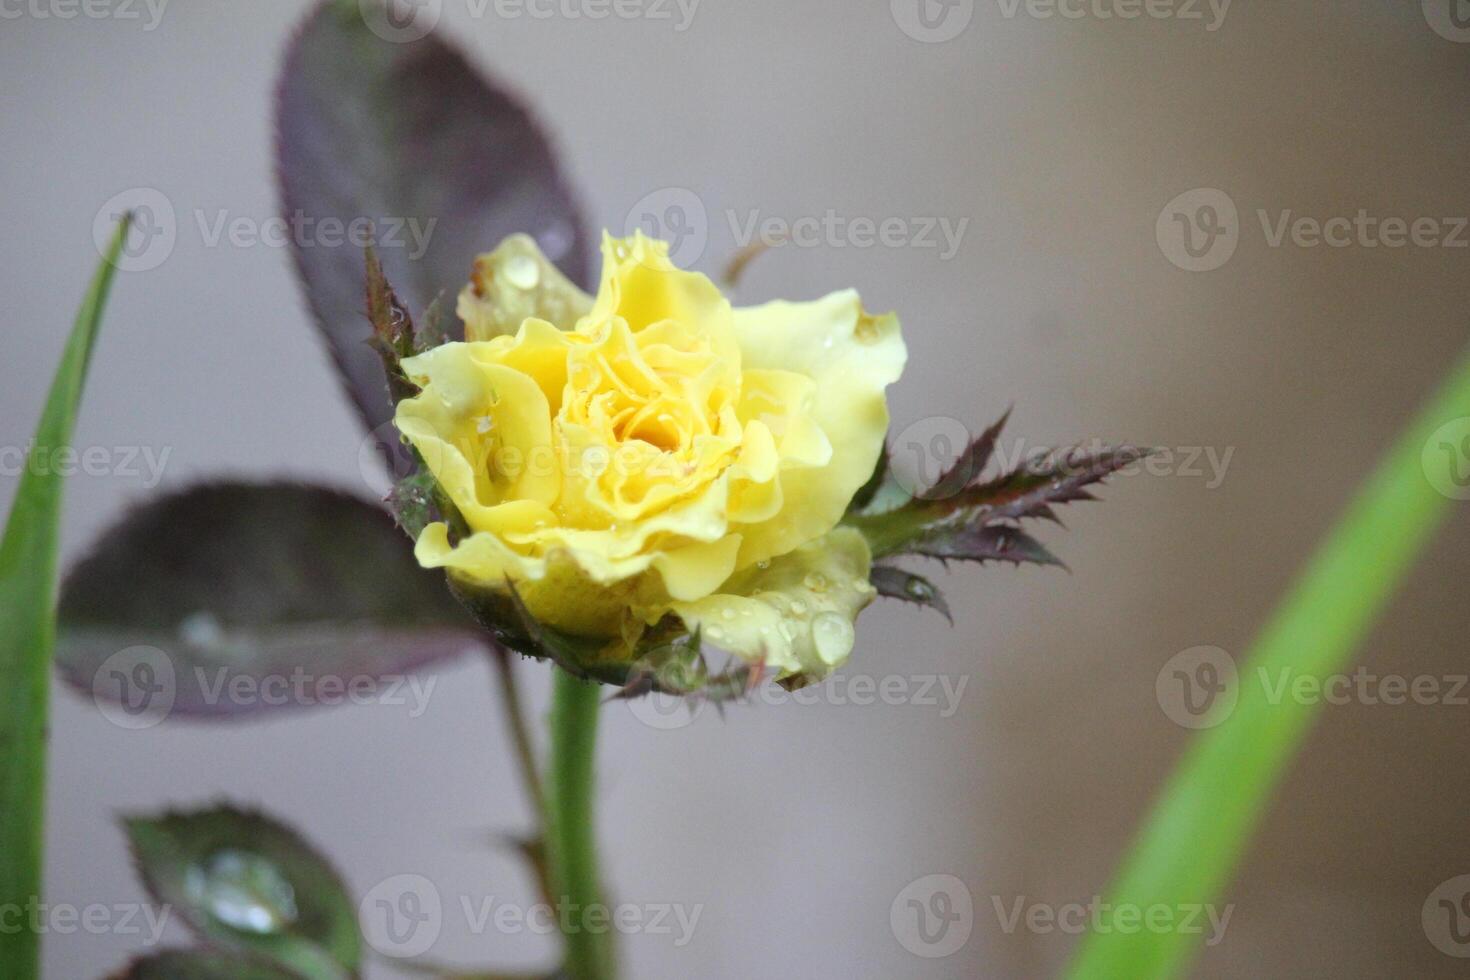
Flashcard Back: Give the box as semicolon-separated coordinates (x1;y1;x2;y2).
394;231;906;679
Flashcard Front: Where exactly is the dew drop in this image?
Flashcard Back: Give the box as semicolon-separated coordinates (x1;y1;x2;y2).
475;415;495;435
178;611;224;649
756;560;772;571
905;578;935;601
810;612;854;667
790;600;808;616
803;572;829;593
721;609;736;621
185;849;298;936
504;255;541;291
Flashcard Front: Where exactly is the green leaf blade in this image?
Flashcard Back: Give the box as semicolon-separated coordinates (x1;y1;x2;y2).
123;805;358;980
1066;349;1470;979
0;215;129;980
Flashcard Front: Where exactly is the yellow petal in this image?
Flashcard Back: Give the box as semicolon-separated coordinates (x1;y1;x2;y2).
731;293;906;568
661;526;876;679
458;233;593;341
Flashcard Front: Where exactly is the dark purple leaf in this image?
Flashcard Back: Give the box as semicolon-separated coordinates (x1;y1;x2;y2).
924;407;1011;501
870;565;952;622
846;410;1149;566
907;524;1063;568
277;0;591;439
57;482;484;720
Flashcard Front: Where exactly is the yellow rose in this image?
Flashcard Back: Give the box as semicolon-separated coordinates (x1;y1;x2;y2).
394;231;906;679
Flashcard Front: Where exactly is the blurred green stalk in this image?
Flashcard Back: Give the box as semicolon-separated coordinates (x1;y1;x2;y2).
544;669;617;980
0;217;130;979
1067;348;1470;979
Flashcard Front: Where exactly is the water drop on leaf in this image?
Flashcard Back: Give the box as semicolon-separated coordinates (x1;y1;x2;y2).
185;849;299;936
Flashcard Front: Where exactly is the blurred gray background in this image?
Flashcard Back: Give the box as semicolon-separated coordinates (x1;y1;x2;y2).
3;0;1470;976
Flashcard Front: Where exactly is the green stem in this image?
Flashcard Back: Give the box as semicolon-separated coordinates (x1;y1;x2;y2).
544;668;616;980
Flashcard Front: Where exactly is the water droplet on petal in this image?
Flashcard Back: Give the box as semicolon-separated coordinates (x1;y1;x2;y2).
185;850;298;936
803;572;829;593
790;600;808;616
504;255;541;290
810;612;854;667
721;609;736;621
756;560;772;571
